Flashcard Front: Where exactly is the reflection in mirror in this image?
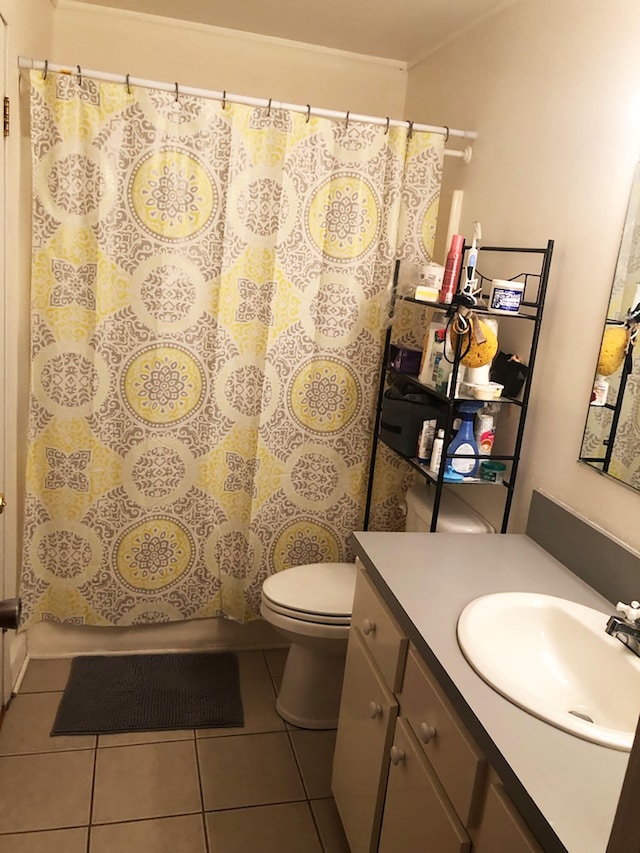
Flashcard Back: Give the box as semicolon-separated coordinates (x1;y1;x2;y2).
580;160;640;488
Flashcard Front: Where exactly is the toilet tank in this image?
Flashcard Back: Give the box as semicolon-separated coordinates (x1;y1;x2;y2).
405;483;495;534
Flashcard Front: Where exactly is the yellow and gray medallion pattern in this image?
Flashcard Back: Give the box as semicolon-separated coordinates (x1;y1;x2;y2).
22;71;443;626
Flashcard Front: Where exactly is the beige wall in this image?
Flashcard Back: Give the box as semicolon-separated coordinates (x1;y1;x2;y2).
0;0;54;687
51;0;406;116
406;0;640;551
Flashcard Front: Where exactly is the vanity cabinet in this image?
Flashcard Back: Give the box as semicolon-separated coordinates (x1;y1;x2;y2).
332;561;544;853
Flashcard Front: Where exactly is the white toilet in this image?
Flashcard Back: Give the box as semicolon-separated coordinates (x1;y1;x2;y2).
260;484;494;729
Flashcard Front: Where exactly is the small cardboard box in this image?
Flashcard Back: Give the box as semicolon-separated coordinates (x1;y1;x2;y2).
389;345;423;375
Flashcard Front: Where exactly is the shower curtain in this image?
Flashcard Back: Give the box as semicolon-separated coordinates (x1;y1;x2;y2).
20;70;443;627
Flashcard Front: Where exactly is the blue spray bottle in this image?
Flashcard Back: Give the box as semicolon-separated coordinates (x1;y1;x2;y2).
445;402;482;477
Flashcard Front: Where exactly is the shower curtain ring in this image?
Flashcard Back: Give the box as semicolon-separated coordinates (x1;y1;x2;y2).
443;125;450;142
77;65;82;86
42;59;48;81
126;73;131;95
384;117;390;134
407;120;414;139
222;90;226;109
267;97;272;116
174;82;179;102
345;110;350;128
306;104;311;122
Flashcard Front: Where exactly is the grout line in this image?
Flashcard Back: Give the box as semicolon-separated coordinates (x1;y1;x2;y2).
86;743;98;852
305;798;327;853
193;729;211;853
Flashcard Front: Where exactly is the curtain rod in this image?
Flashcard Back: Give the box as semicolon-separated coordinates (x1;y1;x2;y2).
17;56;476;161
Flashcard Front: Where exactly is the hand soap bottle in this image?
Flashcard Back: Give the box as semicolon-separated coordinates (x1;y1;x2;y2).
446;402;482;476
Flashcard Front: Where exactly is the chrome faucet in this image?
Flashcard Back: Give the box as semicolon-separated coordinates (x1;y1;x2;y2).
605;600;640;658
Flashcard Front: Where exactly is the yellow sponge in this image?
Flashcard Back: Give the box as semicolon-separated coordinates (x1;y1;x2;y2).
597;326;629;376
451;318;498;368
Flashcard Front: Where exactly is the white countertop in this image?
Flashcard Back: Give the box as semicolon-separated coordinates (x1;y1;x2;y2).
351;532;630;853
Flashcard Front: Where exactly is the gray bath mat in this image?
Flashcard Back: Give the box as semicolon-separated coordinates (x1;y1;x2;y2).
51;652;244;735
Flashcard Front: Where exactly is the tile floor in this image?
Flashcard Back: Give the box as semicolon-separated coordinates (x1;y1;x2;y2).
0;650;350;852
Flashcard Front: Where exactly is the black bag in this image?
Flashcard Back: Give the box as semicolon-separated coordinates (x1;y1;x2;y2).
490;351;529;398
380;378;445;457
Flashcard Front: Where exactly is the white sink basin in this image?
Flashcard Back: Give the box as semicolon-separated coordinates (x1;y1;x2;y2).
457;592;640;751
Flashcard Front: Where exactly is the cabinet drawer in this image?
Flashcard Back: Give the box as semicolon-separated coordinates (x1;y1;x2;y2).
379;717;471;853
473;782;543;852
332;628;398;853
352;561;408;692
400;647;487;826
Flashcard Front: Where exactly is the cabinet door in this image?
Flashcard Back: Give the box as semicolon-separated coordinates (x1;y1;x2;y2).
379;717;471;853
473;783;543;853
332;628;398;853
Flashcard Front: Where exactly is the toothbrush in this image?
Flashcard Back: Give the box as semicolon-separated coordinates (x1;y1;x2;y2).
462;221;481;302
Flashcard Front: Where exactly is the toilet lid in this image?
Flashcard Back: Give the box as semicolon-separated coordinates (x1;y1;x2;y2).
262;562;356;619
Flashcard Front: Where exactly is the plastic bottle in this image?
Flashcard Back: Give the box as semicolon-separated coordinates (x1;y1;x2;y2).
429;429;445;475
417;419;437;463
439;234;465;304
591;374;609;407
446;402;482;476
474;403;500;456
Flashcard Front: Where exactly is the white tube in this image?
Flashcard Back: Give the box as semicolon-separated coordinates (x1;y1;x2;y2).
17;56;478;142
443;190;464;262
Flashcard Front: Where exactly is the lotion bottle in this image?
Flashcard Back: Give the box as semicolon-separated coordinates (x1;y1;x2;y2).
439;234;464;304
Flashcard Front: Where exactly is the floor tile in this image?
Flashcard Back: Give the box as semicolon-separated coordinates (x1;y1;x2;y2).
98;728;193;748
196;677;283;738
289;729;336;799
92;740;201;824
0;692;96;755
206;802;322;853
0;751;93;833
235;649;269;679
264;647;289;678
90;814;207;853
18;658;72;694
0;827;88;853
310;798;351;853
198;732;305;811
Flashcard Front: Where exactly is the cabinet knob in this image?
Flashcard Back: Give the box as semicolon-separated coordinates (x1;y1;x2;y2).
368;701;383;719
390;745;405;765
419;723;437;744
362;618;376;635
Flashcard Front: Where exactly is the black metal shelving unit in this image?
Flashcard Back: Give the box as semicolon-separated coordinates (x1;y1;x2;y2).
364;240;554;534
579;317;637;473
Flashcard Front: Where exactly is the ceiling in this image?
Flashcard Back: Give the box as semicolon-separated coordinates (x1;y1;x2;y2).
72;0;513;65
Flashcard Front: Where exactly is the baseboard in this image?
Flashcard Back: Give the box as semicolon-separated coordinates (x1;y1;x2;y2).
24;616;283;659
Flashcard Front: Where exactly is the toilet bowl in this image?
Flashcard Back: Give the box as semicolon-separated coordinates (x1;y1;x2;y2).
261;561;357;729
260;485;493;729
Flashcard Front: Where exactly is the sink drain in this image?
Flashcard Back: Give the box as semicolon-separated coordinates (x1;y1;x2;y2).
568;708;594;724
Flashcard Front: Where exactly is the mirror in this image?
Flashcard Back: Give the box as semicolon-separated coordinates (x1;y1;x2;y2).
579;160;640;488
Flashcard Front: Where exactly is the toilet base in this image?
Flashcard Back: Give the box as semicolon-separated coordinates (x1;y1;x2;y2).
276;640;347;729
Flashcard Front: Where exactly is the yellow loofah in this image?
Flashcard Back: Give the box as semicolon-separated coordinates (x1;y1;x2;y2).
450;317;498;368
597;326;629;376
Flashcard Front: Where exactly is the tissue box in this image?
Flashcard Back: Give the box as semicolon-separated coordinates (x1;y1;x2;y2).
389;346;423;375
